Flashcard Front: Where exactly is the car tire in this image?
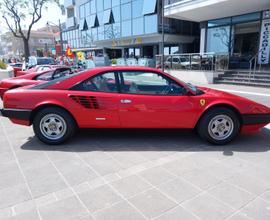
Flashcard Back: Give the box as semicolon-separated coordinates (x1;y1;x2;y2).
33;107;76;145
197;107;240;145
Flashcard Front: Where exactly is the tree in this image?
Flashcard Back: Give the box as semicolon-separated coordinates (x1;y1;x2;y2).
0;0;60;62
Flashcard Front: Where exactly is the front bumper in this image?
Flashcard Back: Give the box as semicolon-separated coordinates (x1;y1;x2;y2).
242;114;270;125
0;108;32;121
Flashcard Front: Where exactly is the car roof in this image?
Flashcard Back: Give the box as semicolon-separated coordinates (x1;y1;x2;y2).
35;66;170;90
92;66;161;71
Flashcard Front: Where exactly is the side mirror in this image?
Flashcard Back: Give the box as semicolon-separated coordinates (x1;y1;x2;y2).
182;87;192;96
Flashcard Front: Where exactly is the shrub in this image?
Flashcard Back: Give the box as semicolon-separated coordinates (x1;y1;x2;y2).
0;60;7;70
111;59;117;65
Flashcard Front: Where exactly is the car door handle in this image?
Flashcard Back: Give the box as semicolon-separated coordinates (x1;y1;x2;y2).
120;99;132;104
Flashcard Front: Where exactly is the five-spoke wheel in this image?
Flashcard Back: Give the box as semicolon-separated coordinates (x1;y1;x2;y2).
197;107;240;145
33;107;76;145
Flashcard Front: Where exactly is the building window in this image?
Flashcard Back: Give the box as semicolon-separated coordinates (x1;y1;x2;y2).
207;26;230;53
104;0;112;9
97;0;104;12
232;12;261;24
98;26;105;40
121;0;131;4
144;14;157;34
113;22;121;38
67;8;74;18
121;3;131;21
112;6;121;22
97;12;104;26
92;28;98;41
122;20;132;37
132;17;144;36
132;0;143;18
85;2;90;17
105;24;113;39
103;9;114;24
208;18;231;27
112;0;120;7
90;0;96;14
80;5;85;19
143;0;157;15
79;19;87;31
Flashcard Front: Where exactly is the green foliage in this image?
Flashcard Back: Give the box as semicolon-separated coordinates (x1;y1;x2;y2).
0;60;7;70
111;59;117;65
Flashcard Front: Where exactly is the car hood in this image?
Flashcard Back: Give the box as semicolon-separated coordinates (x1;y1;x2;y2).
198;87;270;114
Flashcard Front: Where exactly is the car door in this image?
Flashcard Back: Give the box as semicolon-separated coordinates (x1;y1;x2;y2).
118;70;197;128
68;71;121;128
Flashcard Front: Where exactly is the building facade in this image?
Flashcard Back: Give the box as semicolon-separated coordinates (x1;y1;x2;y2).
62;0;199;59
165;0;270;67
0;28;58;59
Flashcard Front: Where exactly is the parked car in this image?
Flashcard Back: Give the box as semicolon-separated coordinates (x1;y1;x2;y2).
1;66;270;145
0;67;73;99
22;56;56;70
16;65;64;77
8;63;23;77
164;56;200;69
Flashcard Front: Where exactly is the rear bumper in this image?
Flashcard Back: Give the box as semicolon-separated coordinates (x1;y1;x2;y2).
0;108;32;121
242;114;270;125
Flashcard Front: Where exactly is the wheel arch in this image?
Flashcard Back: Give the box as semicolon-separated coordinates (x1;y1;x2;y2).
30;103;78;127
196;103;243;128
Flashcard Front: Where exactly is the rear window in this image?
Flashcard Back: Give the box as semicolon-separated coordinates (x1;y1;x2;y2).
29;70;87;89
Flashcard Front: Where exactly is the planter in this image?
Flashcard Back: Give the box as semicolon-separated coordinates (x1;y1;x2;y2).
0;66;14;80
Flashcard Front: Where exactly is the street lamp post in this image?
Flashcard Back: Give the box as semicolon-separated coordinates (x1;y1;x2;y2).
47;19;64;56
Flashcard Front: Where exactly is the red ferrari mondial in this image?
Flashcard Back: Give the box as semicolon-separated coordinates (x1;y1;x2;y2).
1;67;270;145
0;67;72;98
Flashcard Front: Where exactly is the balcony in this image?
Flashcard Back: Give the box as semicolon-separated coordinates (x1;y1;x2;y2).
165;0;270;22
64;0;75;8
66;17;76;29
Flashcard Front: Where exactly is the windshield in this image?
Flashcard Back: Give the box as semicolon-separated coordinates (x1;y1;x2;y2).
37;58;55;65
165;73;201;95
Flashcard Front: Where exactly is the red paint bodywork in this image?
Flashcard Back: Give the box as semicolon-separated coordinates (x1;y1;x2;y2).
2;67;270;134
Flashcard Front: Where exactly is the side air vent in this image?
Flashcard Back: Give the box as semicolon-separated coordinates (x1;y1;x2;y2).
69;95;99;109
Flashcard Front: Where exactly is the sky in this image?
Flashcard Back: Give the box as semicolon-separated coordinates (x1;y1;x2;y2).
0;0;66;33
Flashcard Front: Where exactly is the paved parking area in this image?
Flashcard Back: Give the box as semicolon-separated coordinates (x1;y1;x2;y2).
1;85;270;220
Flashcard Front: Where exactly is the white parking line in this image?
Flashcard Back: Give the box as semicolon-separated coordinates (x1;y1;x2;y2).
215;89;270;97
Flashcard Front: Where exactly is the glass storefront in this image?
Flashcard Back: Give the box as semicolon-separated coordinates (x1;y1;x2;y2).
206;12;261;56
206;26;230;53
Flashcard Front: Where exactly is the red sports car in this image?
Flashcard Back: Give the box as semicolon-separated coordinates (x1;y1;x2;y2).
16;65;65;77
0;67;72;98
1;67;270;145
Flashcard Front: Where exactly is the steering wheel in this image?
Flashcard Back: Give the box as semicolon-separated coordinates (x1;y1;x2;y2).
160;84;173;95
83;81;98;91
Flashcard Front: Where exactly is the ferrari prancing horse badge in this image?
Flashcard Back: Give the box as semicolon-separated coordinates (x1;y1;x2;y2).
200;99;206;106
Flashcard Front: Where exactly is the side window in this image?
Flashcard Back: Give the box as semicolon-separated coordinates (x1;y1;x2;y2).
53;69;71;79
35;71;54;81
172;58;180;63
72;72;118;93
121;71;185;96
